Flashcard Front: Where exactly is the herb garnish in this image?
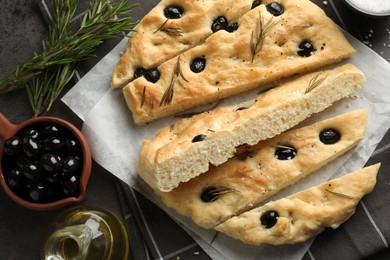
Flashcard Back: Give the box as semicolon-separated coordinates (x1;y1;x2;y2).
207;186;237;202
250;12;278;62
305;73;328;94
325;189;354;199
0;0;137;117
160;56;189;106
154;18;183;37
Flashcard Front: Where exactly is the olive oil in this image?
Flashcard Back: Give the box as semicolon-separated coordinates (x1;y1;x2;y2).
42;206;129;260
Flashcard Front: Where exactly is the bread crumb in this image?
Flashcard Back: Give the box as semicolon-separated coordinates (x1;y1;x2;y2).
193;251;200;255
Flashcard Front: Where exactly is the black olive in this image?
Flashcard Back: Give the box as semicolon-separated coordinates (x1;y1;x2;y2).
16;155;31;169
7;169;23;188
23;163;42;182
62;156;81;175
63;175;79;196
46;172;62;186
260;210;279;228
211;16;228;32
64;138;79;155
3;136;23;156
297;41;315;57
29;183;47;202
200;187;218;202
23;128;39;139
42;124;61;137
266;2;284;16
319;129;341;145
251;0;262;9
192;134;207;143
40;153;63;173
226;22;239;33
134;68;146;79
144;68;161;83
22;137;41;159
275;146;297;160
164;5;184;19
190;57;206;73
41;137;65;152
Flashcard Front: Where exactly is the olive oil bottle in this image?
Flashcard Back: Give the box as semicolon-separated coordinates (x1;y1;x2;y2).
42;206;129;260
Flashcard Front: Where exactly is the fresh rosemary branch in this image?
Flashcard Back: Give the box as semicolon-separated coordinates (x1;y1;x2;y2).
1;0;137;116
250;12;278;62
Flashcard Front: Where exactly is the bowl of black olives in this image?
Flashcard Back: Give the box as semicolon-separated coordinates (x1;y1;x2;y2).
0;113;91;210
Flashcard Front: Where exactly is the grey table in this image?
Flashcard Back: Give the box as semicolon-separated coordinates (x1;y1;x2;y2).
0;1;390;259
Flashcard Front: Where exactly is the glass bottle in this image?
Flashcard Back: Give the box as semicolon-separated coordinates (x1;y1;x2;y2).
42;205;129;260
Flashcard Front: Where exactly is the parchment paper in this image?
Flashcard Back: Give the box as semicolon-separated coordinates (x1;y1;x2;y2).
62;33;390;259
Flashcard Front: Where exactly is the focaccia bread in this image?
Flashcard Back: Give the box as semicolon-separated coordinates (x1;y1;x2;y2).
112;0;255;88
122;0;355;124
156;110;368;228
215;163;380;245
136;64;365;192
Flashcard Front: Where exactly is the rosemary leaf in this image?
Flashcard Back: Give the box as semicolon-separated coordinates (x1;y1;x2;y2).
251;12;278;62
325;189;354;199
305;73;328;94
160;56;188;106
154;18;183;37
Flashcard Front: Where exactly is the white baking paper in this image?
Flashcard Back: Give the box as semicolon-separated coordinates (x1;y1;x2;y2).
62;33;390;259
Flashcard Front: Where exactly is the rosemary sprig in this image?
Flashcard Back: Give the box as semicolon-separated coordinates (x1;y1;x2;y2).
305;73;328;94
154;18;183;37
0;0;138;116
250;12;278;62
207;186;237;202
160;56;189;106
325;189;354;199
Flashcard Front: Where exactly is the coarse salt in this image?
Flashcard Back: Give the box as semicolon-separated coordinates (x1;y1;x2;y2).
348;0;390;13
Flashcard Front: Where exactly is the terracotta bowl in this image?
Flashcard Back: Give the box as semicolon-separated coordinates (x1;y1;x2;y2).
0;113;91;210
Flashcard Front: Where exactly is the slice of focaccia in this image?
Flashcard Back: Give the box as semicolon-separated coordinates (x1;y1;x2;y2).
136;64;365;192
215;163;380;246
112;0;255;88
156;110;368;228
122;0;355;124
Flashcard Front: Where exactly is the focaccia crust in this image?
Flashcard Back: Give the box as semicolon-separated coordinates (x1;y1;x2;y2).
156;110;368;228
136;64;365;192
215;164;380;245
112;0;254;88
123;0;355;124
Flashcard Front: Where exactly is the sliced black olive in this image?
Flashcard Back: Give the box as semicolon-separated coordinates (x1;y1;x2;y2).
192;134;207;143
320;129;341;145
190;57;206;73
164;5;184;19
200;187;218;202
260;210;279;228
275;146;297;160
297;41;315;57
134;68;146;79
226;22;239;33
211;16;228;32
144;68;160;83
266;2;284;16
251;0;262;9
3;136;23;156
